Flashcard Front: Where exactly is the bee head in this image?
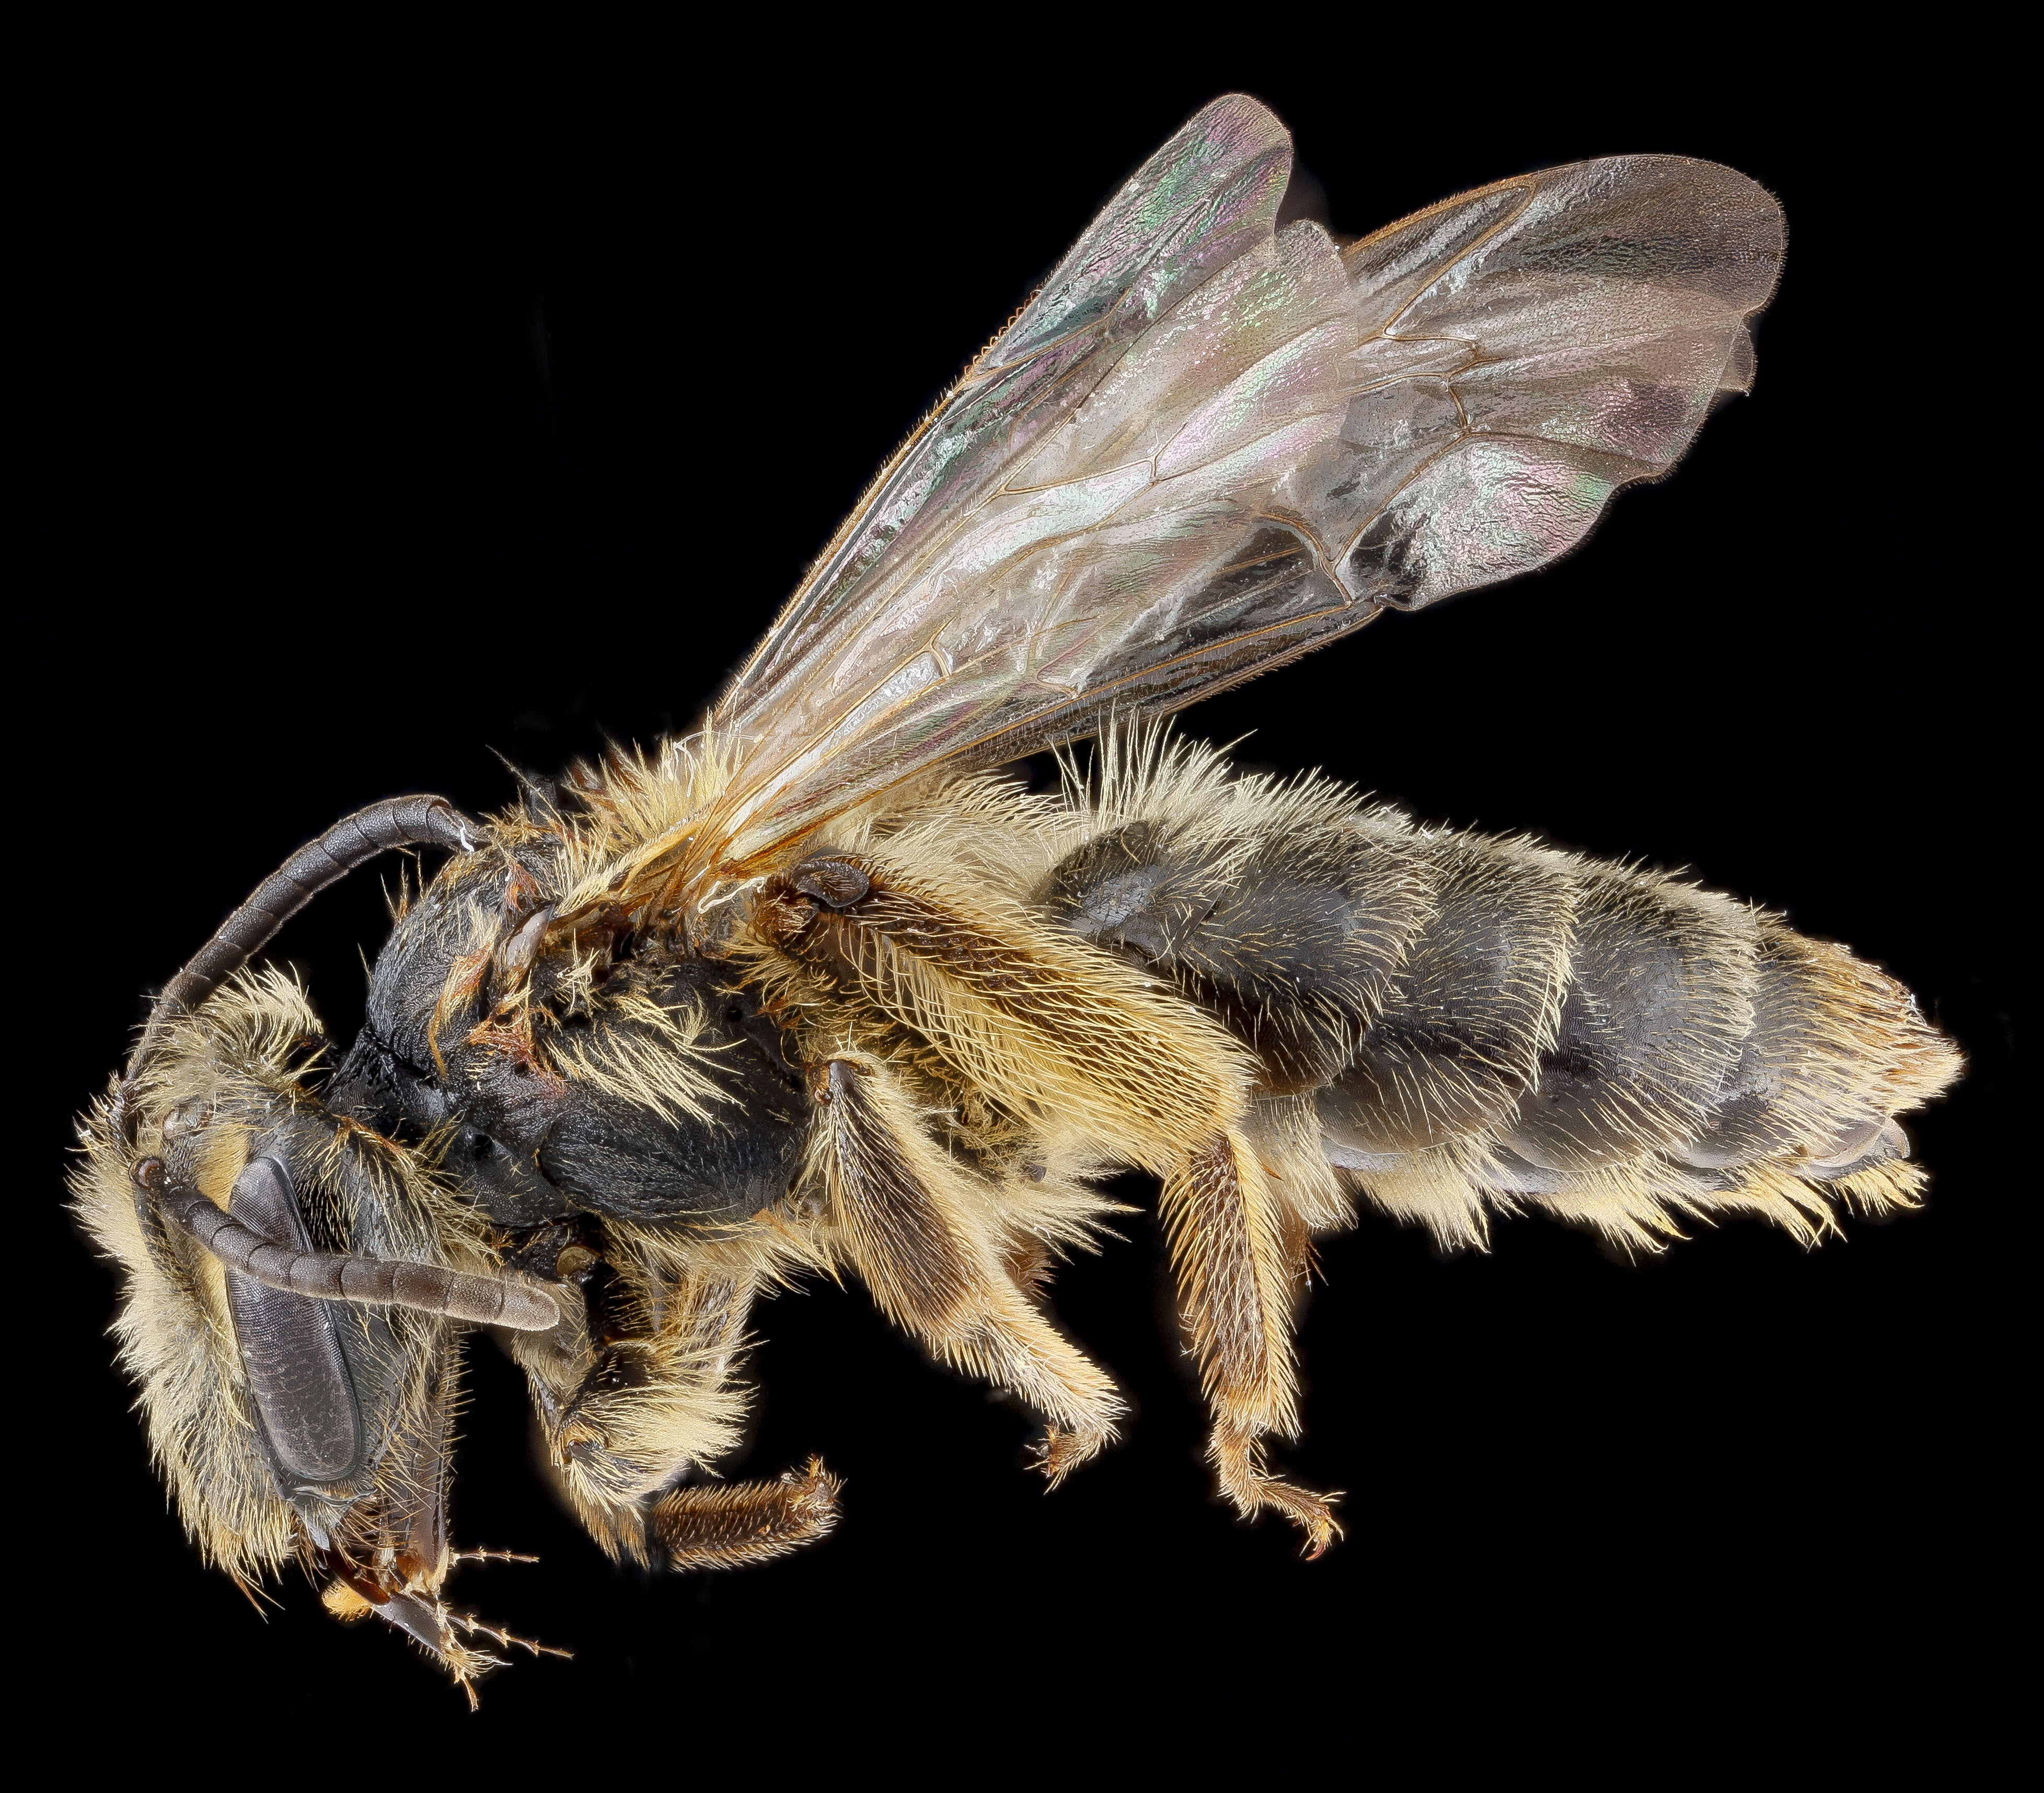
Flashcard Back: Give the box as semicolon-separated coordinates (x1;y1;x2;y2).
72;973;537;1682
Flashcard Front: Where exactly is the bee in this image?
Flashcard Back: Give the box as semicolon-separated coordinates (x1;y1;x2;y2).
73;95;1960;1695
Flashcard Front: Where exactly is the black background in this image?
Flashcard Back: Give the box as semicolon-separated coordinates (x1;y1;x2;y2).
34;15;2016;1767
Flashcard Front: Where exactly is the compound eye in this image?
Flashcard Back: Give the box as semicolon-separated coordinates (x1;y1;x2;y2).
223;1155;366;1488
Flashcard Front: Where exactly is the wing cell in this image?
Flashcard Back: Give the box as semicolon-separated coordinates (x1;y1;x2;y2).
674;100;1782;886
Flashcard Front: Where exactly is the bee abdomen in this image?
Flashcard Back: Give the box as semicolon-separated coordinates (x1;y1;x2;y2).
1320;837;1772;1170
1049;743;1958;1247
1040;802;1433;1093
1319;835;1572;1153
1312;826;1958;1247
1492;858;1761;1172
1668;920;1958;1175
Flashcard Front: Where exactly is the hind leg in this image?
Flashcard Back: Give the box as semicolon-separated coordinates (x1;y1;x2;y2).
1160;1129;1343;1556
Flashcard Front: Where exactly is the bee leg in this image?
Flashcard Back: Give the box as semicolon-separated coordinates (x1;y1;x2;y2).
812;1056;1125;1478
1162;1129;1344;1557
650;1456;844;1570
513;1259;777;1565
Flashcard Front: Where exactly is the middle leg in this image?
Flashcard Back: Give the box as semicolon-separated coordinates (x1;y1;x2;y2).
809;1055;1125;1480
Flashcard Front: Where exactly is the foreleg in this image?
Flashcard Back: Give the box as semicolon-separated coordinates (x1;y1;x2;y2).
651;1457;844;1570
509;1255;841;1566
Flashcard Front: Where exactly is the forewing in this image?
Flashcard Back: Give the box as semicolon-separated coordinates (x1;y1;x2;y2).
695;101;1782;877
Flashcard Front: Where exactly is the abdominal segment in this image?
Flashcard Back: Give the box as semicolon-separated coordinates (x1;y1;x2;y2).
1040;737;1960;1254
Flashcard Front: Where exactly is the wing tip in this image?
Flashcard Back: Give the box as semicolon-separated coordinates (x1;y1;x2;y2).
1184;91;1291;153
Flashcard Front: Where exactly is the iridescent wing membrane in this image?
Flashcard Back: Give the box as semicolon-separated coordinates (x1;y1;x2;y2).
691;96;1782;881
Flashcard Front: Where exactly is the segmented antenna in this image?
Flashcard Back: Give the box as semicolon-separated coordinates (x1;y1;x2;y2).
117;795;479;1132
135;1157;559;1331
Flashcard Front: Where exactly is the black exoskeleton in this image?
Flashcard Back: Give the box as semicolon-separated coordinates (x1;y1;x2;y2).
331;852;809;1230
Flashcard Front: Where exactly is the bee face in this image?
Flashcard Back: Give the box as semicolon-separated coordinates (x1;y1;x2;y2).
73;974;494;1675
